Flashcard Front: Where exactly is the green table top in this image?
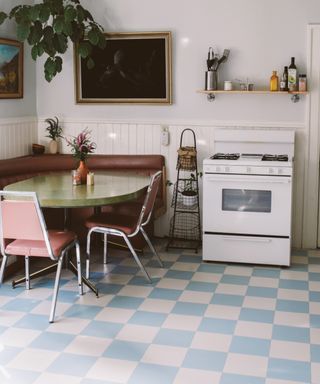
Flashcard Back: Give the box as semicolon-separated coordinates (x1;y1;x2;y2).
4;172;150;208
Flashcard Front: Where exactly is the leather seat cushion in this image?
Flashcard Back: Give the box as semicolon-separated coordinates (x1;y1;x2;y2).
85;213;138;236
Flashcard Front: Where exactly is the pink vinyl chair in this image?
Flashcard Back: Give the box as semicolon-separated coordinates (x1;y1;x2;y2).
85;171;163;283
0;191;83;323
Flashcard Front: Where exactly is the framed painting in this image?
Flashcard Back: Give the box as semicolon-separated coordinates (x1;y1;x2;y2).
75;31;172;104
0;38;23;99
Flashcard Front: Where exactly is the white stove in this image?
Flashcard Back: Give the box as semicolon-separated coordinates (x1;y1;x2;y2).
203;129;294;266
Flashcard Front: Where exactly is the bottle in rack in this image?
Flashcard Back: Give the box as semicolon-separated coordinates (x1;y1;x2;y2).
288;57;297;91
270;70;279;91
280;66;289;91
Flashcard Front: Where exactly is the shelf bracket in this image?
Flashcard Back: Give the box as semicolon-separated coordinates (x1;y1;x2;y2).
207;93;215;102
291;94;300;103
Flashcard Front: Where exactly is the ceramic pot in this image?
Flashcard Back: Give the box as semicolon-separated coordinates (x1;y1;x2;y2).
182;191;198;206
77;160;88;184
48;139;58;154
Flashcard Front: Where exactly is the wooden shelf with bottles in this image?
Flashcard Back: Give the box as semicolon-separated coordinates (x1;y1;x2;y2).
197;89;308;103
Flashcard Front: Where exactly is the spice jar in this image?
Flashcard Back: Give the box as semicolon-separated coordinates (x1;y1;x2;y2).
298;75;307;92
224;81;233;91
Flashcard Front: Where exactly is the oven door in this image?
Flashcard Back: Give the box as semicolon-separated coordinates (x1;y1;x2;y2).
203;173;292;237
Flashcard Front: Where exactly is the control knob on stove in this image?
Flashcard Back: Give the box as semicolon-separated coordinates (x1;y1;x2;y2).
278;168;283;175
269;168;274;174
225;166;230;173
246;167;251;173
216;166;221;172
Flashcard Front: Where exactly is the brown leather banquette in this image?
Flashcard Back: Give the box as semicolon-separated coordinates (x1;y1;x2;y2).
0;154;166;248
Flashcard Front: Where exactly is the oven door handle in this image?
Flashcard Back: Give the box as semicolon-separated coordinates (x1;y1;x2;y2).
223;236;272;243
205;176;291;184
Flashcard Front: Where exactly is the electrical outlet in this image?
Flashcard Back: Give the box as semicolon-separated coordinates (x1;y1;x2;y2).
161;127;170;146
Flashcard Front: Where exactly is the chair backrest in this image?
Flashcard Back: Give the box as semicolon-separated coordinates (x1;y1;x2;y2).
0;191;54;259
137;171;162;229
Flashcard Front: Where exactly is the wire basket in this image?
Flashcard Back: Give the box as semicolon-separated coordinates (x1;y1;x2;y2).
171;180;199;210
176;146;197;171
169;212;201;241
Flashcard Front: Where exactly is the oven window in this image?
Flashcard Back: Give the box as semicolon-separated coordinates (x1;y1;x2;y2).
222;189;272;213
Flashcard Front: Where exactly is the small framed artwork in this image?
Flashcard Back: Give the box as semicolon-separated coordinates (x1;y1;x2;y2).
75;31;172;104
0;38;23;99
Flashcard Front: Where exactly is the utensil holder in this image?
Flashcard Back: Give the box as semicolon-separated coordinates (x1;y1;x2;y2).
205;71;218;91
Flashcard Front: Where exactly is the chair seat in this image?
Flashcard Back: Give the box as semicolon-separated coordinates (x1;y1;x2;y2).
5;230;76;258
85;213;138;236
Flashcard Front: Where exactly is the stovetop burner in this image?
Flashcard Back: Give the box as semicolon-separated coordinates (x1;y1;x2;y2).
262;154;289;162
210;153;240;160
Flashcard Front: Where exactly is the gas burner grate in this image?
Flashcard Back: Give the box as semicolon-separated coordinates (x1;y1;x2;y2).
262;154;289;162
210;153;240;160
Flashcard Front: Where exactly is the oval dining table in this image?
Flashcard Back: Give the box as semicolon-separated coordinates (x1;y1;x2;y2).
4;171;150;296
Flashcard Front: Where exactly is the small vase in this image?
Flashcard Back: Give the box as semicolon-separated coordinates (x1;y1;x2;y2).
48;139;58;154
77;160;88;184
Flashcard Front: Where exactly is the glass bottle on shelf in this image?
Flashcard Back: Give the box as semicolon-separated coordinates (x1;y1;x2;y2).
288;57;297;91
270;70;279;91
280;66;289;91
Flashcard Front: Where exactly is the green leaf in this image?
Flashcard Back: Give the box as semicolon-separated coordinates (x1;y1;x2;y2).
0;12;7;25
87;29;99;46
43;25;54;43
27;21;43;45
86;57;95;70
62;21;73;36
45;70;54;82
16;21;30;41
70;21;84;42
31;45;38;61
53;34;68;54
44;56;56;74
98;34;106;49
39;4;50;22
43;40;56;57
76;5;85;22
65;6;77;22
28;6;40;21
78;41;91;58
37;42;45;57
55;56;63;73
9;5;22;18
53;16;64;34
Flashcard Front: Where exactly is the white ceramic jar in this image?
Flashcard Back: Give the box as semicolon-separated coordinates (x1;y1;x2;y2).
224;81;233;91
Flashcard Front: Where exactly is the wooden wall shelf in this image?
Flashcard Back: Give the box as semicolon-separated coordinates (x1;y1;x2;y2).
197;89;308;102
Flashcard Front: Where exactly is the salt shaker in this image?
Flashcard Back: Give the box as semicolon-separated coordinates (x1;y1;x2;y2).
87;172;94;186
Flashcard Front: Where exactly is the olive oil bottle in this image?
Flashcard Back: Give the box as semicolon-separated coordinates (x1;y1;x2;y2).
270;71;279;91
288;57;297;91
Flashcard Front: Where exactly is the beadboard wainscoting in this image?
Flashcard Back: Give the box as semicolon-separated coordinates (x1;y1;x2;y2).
38;119;306;249
0;117;38;160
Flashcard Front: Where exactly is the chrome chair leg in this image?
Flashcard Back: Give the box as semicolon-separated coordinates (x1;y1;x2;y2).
103;233;108;264
75;242;83;296
0;255;8;284
25;256;30;290
86;229;93;279
123;234;152;283
140;227;163;268
49;256;64;323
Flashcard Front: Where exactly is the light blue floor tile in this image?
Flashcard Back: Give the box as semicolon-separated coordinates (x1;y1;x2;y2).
82;320;123;339
0;368;40;384
32;278;69;289
220;373;265;384
165;270;194;280
272;325;310;343
311;314;320;328
128;311;167;327
177;255;201;264
198;263;226;274
240;308;274;323
148;288;182;301
199;318;236;334
103;340;148;361
0;285;25;297
153;329;194;347
30;331;75;351
108;296;144;309
63;304;102;319
48;352;96;377
95;283;123;294
129;276;160;286
111;266;139;275
128;363;178;384
311;345;320;362
183;348;226;371
252;268;280;278
268;358;311;382
276;299;309;313
0;346;22;365
146;260;174;269
172;302;207;316
309;291;320;302
229;336;270;356
0;325;7;334
186;281;217;292
309;257;320;265
221;275;250;285
48;289;80;303
81;378;118;384
247;286;277;298
211;293;244;306
279;279;308;290
309;272;320;281
2;298;40;312
13;314;49;330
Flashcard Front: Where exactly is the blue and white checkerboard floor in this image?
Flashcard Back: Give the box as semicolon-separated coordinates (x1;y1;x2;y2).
0;242;320;384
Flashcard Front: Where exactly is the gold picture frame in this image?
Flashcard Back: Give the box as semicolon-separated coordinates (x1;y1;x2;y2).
0;38;23;99
74;31;172;104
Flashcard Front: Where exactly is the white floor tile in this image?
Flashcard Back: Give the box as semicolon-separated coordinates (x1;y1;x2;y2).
86;357;137;382
138;298;175;314
95;307;135;323
33;372;81;384
277;288;308;301
162;314;202;331
174;367;221;384
311;328;320;345
242;296;277;310
0;327;41;348
249;276;279;288
171;262;199;272
270;340;310;361
46;317;91;335
234;321;273;339
142;344;187;367
115;324;159;343
215;284;247;295
7;348;59;372
191;331;232;352
179;291;213;304
117;285;153;298
191;272;221;283
224;266;253;276
310;302;320;315
156;278;189;290
280;270;308;281
205;304;241;320
223;353;268;377
64;335;112;356
0;310;26;327
274;311;310;327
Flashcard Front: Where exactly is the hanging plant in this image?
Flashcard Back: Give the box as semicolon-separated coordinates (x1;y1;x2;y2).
0;0;105;82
